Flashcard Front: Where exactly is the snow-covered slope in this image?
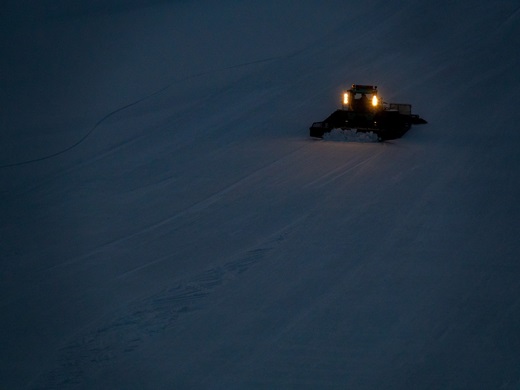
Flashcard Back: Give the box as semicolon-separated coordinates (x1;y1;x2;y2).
2;1;520;388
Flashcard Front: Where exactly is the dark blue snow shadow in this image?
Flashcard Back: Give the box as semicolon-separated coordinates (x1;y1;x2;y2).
36;230;290;389
4;0;186;21
0;55;283;170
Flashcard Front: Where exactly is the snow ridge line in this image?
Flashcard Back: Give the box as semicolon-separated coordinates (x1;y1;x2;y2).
34;225;295;389
303;146;385;189
0;89;166;169
44;143;308;272
0;56;283;170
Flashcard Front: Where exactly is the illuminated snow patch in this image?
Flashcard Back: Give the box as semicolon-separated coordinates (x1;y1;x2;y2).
323;128;380;143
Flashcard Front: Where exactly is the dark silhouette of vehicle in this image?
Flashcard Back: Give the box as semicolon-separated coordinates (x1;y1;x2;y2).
310;84;427;141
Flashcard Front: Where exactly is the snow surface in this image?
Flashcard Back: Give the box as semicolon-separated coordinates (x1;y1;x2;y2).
2;0;520;388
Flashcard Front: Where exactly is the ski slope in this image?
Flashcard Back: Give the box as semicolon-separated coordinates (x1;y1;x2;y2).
2;1;520;388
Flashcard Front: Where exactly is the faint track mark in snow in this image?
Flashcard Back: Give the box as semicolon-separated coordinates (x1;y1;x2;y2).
46;143;309;272
303;146;386;189
35;223;297;389
0;88;169;169
0;56;285;170
501;6;520;28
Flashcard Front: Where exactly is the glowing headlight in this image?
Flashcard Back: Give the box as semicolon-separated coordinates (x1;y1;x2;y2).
343;93;349;105
372;95;379;106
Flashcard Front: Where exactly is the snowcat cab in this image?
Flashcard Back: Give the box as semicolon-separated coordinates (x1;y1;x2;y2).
310;84;426;141
342;84;381;113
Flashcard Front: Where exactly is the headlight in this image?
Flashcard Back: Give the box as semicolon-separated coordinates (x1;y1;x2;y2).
372;95;379;106
343;93;349;105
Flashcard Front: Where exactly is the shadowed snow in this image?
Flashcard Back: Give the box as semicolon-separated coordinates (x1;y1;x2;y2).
1;1;520;389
